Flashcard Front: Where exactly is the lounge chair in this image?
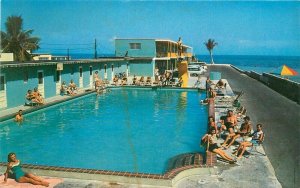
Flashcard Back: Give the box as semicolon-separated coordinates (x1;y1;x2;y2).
132;76;137;85
112;77;119;86
139;76;145;86
245;133;265;158
145;77;152;86
25;97;38;106
121;77;127;86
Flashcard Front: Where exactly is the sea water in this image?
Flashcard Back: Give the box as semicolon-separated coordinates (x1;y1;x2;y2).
197;55;300;83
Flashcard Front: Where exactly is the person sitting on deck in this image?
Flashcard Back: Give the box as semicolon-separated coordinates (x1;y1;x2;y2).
32;87;44;104
121;76;127;86
208;87;216;99
60;81;70;95
154;67;159;81
25;90;38;105
206;76;212;90
201;129;236;164
15;110;23;123
93;71;101;90
208;116;218;134
216;79;225;88
233;124;264;159
113;75;119;86
132;75;137;85
163;71;171;86
139;76;145;85
220;110;237;133
222;116;252;149
95;77;105;89
4;152;49;187
145;76;152;86
68;79;77;94
176;76;183;87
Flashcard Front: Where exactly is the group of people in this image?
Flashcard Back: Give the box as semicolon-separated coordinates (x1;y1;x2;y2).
93;71;106;90
60;79;78;96
26;87;44;105
202;109;265;162
113;74;127;86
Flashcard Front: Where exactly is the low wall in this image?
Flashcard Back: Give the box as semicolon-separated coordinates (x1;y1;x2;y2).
262;73;300;104
230;65;300;104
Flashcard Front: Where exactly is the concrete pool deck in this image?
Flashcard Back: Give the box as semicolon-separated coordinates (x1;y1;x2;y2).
0;67;285;187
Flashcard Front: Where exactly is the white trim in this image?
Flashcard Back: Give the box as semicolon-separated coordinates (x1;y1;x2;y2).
153;57;171;60
37;70;45;98
0;73;7;108
115;38;192;49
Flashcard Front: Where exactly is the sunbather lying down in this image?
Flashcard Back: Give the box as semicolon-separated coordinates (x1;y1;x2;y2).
201;129;236;164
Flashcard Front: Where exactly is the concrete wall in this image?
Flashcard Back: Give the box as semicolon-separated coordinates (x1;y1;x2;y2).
2;65;57;108
231;65;300;104
247;71;261;81
115;39;156;57
0;60;131;109
262;73;300;104
129;60;154;76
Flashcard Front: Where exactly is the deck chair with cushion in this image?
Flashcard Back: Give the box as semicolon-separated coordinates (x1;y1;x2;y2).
139;76;145;86
145;77;152;86
121;77;128;86
245;133;265;158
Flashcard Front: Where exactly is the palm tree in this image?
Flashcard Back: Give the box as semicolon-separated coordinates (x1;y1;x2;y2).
1;15;40;61
204;39;217;64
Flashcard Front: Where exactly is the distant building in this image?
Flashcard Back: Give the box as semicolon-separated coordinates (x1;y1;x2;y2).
0;53;14;62
115;38;192;75
51;56;70;61
32;53;70;61
32;53;52;61
0;38;193;109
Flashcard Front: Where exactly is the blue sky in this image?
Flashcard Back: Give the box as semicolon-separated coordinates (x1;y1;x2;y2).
1;0;299;56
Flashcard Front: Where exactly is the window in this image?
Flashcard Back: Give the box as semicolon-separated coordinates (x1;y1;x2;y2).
38;72;43;84
0;76;5;91
89;66;93;76
56;71;60;82
71;66;74;75
79;67;83;77
39;57;50;60
188;67;200;71
129;43;141;49
24;71;28;83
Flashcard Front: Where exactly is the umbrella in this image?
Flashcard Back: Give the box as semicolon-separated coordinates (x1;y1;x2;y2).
271;65;298;76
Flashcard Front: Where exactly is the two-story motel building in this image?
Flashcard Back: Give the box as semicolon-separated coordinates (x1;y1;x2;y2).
0;38;192;109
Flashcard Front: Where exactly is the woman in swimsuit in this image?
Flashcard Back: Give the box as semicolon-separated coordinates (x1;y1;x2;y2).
4;152;49;187
201;129;236;163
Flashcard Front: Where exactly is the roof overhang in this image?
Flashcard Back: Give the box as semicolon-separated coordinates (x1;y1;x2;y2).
0;58;126;68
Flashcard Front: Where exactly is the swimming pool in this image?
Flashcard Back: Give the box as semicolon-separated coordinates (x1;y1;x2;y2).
0;88;208;174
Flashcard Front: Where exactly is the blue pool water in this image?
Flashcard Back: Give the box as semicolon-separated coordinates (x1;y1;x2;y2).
0;88;207;174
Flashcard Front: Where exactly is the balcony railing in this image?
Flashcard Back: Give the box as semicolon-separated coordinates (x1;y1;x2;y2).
156;52;192;58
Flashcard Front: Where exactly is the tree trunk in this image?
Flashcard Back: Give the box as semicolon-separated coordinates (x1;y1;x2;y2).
210;50;214;64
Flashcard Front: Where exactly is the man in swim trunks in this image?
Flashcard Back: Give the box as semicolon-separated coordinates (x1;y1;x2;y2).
220;110;237;133
4;152;49;187
223;116;252;148
220;110;237;147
